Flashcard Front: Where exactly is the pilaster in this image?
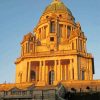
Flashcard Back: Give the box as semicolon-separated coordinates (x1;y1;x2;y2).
36;61;46;86
53;60;58;85
65;65;67;80
74;56;78;80
70;59;73;80
28;62;31;82
39;61;42;81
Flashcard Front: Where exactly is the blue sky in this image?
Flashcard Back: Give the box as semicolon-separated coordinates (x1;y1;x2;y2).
0;0;100;83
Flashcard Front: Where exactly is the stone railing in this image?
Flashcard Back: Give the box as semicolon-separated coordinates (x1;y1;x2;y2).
15;50;93;63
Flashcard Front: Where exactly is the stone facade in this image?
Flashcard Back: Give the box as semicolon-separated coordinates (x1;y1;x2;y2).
15;0;94;86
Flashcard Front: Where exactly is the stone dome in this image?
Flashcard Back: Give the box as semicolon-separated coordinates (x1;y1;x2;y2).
43;0;72;15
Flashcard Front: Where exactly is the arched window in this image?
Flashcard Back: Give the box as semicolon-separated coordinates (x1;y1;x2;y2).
50;21;55;33
30;70;36;81
49;70;54;85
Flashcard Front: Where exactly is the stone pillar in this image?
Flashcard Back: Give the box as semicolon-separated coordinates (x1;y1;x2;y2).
89;59;93;80
87;59;89;80
54;60;57;80
55;20;57;33
28;62;31;82
40;28;42;40
36;61;46;86
42;61;45;81
36;66;38;81
57;60;61;81
39;61;42;81
65;65;67;80
41;27;43;39
54;60;58;85
66;25;68;38
43;27;45;39
61;64;62;81
45;62;48;84
76;39;78;51
74;56;78;80
49;21;51;33
70;59;73;80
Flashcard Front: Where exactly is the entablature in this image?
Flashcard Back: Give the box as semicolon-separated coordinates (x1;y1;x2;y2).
15;50;93;64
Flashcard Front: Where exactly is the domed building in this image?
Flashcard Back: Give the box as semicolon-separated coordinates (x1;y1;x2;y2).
15;0;94;86
1;0;100;100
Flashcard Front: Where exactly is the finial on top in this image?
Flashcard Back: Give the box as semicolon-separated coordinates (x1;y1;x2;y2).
53;0;60;2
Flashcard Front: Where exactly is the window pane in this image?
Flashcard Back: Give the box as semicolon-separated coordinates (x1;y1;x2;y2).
51;21;55;33
50;37;54;41
59;24;63;37
82;71;85;80
67;26;71;38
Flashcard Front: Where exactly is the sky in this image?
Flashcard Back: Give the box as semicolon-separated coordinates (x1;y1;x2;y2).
0;0;100;83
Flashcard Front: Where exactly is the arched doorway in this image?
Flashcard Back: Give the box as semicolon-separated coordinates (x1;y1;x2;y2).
30;70;36;81
49;70;54;85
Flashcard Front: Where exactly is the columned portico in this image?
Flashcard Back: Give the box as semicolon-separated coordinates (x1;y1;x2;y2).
27;59;72;86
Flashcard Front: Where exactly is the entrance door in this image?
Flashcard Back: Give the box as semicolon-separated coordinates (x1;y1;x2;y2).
30;70;36;81
49;70;54;85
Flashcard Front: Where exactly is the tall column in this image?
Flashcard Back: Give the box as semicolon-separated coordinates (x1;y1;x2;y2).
54;60;57;81
39;61;42;81
74;56;78;80
89;59;93;80
43;27;45;39
76;39;78;51
57;60;61;81
28;62;31;82
37;65;40;81
61;64;62;81
49;21;51;33
66;25;68;39
45;63;48;84
36;66;38;81
65;65;67;80
55;19;58;33
87;59;89;80
36;61;46;86
70;59;73;80
42;61;45;81
41;27;43;39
